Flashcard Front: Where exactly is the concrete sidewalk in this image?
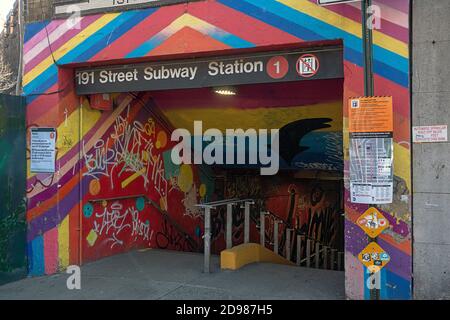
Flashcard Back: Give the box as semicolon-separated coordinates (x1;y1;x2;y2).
0;249;345;300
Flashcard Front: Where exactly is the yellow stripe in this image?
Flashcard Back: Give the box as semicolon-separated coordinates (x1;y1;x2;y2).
121;168;146;188
343;119;411;189
394;142;411;190
27;98;102;179
58;214;70;269
278;0;408;58
24;13;120;87
163;101;343;132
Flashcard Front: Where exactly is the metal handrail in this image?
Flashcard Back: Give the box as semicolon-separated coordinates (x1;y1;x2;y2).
195;198;253;208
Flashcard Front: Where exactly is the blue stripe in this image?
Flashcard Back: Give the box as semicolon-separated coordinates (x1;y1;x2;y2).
127;33;168;58
219;0;408;87
24;9;155;98
28;236;45;276
24;21;50;43
127;20;253;58
60;9;154;64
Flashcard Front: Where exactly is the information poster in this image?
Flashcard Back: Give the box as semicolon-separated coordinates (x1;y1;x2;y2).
30;128;56;173
350;133;393;204
349;97;394;204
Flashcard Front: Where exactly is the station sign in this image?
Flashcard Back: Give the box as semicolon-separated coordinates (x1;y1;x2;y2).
358;242;390;273
357;207;389;238
74;48;343;95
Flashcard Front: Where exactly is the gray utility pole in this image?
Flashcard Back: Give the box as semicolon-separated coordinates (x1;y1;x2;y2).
15;0;24;96
361;0;380;301
362;0;374;96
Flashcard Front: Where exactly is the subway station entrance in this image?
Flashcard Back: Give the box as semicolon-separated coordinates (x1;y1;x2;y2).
76;44;346;285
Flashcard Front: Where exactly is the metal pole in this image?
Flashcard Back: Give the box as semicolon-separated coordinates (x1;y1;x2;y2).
331;249;337;270
204;207;211;273
315;242;320;269
285;229;291;261
244;201;251;244
273;221;279;254
362;0;374;96
362;0;379;300
306;239;311;268
324;246;329;270
338;252;344;272
296;235;302;266
260;212;266;246
226;203;233;249
15;0;24;95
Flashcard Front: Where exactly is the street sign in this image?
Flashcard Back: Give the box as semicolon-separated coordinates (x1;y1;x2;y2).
358;242;390;273
318;0;361;5
357;207;389;238
75;47;343;95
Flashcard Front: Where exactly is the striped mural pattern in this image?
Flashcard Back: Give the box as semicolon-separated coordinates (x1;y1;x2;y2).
23;0;411;300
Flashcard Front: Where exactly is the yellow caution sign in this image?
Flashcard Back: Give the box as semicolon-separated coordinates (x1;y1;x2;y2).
357;207;389;238
358;242;391;273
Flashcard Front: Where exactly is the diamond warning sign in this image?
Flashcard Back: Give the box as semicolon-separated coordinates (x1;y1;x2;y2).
358;242;390;273
357;207;390;238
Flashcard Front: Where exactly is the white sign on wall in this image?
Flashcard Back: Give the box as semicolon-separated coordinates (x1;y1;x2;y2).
30;128;56;173
413;125;448;143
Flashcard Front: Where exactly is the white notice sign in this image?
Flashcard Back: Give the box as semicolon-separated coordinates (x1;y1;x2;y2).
30;128;56;173
350;134;394;204
413;125;448;143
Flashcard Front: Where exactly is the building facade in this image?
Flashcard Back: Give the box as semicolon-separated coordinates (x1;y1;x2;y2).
20;0;445;300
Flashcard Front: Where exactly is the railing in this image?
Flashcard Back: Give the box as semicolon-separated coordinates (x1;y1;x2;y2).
197;198;344;273
196;198;254;273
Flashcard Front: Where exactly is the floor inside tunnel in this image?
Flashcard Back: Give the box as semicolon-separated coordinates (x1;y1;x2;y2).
0;249;345;300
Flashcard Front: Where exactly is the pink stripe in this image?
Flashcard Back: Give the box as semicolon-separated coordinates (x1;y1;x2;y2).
374;0;409;13
44;227;59;274
24;20;65;54
309;0;408;43
25;15;100;73
89;6;186;61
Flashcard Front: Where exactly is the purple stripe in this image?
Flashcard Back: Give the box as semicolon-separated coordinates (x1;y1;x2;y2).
378;237;411;280
374;0;409;13
27;111;110;209
24;20;65;54
27;166;87;241
346;201;410;238
345;219;411;280
24;15;100;73
308;0;408;43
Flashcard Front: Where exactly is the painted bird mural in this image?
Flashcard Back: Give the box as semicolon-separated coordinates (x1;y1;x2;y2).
279;118;333;166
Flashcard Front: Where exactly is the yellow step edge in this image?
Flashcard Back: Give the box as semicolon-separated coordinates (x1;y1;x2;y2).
221;243;295;270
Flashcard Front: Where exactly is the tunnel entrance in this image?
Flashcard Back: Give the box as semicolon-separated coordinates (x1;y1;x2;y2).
78;45;345;275
146;78;345;271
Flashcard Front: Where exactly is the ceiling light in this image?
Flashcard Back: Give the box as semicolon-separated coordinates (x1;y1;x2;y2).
214;87;237;96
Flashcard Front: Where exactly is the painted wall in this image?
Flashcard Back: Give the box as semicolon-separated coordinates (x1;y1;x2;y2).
221;174;343;253
23;0;411;299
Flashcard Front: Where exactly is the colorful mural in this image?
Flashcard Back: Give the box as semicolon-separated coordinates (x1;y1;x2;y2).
23;0;411;299
150;80;344;171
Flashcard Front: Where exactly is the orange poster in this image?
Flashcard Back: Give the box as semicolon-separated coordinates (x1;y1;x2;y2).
349;97;393;133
